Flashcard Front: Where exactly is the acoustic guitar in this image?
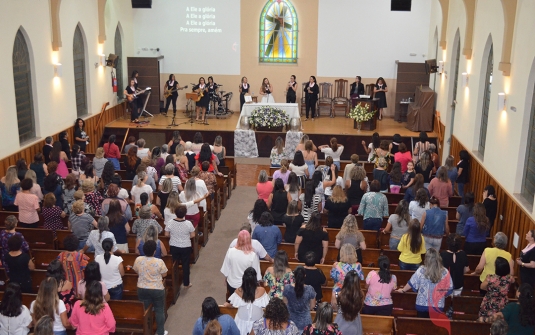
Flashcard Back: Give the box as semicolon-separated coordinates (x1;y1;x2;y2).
163;85;188;99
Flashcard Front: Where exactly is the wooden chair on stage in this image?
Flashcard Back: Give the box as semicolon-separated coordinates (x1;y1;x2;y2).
318;82;333;117
333;79;350;117
365;83;375;98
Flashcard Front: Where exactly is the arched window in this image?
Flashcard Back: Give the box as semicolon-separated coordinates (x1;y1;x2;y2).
259;0;298;63
114;25;123;99
73;25;88;117
12;29;36;143
478;44;493;156
521;83;535;205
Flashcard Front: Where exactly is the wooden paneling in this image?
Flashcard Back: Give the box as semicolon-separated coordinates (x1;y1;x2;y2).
395;62;430;122
127;57;163;115
0;102;126;177
450;135;535;262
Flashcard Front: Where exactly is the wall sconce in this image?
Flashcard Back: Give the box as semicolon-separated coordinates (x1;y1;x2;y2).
53;63;62;77
99;54;106;67
497;93;506;111
461;72;469;87
438;61;445;74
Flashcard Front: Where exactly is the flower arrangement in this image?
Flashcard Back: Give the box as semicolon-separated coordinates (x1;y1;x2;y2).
348;103;376;122
249;106;290;128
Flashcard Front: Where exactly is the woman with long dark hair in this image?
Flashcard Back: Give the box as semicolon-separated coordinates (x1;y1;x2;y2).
299;181;322;223
517;230;535;287
456;149;470;200
46;260;76;318
494;283;535;334
124;147;141;180
106;199;130;253
247;199;269;232
397;219;426;270
286;75;297;103
196;143;221;174
302;302;340;335
259;78;275;103
192;297;239;335
463;203;489;255
282;201;304;243
282;267;316;332
5;235;34;293
408;187;430;222
194;77;209;123
440;234;469;296
70;281;116;335
227;267;269;335
78;262;110;301
289;151;308;189
74;118;89;153
456;192;475;235
332;270;364;334
50;142;69;179
383;200;410;250
0;282;32;335
483;185;498;235
95;238;124;300
267;178;289;225
295;212;328;264
263;250;294;299
374;77;388;120
285;172;300;202
304;76;319;121
362;255;397;316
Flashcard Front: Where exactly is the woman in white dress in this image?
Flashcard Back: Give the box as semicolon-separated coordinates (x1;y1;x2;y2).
226;267;269;335
260;78;275;103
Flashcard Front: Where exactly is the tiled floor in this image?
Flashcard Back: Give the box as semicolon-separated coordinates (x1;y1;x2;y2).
237;163;270;186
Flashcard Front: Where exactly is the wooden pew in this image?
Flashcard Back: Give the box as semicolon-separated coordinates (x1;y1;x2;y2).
108;300;154;335
16;228;56;250
395;316;491;335
224;157;238;190
216;175;228;209
219;166;232;200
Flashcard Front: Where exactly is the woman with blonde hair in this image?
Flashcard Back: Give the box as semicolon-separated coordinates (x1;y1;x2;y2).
23;169;42;201
397;248;454;318
130;171;152;205
137;224;167;258
213;136;226;167
443;155;458;193
295;134;316;152
259;78;275;103
335;214;366;262
175;143;189;172
220;231;262;296
303;140;318;178
92;148;108;178
164;191;180;223
157;178;173;214
30;278;71;335
270;137;286;168
81;179;104;217
179;178;204;228
272;159;290;185
324;185;351;229
256;170;273;203
330;244;364;295
0;166;21;211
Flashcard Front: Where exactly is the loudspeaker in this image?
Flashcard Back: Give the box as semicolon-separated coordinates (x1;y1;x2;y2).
391;0;411;11
106;54;118;68
131;0;152;8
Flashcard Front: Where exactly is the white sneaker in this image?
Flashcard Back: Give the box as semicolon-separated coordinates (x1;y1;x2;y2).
163;331;168;335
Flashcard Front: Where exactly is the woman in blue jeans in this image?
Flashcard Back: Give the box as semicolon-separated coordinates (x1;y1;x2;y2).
95;238;124;300
133;240;168;335
420;197;448;251
358;180;389;231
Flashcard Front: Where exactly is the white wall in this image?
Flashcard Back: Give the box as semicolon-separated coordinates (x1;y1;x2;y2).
429;0;535;215
0;0;135;159
317;0;432;78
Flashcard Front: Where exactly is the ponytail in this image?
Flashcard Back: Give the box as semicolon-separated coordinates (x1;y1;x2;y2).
294;266;306;299
101;238;114;265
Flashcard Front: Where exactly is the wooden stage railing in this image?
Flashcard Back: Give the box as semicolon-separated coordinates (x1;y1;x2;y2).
0;102;126;176
450;135;534;262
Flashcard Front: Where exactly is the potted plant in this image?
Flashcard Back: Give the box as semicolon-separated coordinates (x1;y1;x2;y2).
348;103;377;131
249;105;290;131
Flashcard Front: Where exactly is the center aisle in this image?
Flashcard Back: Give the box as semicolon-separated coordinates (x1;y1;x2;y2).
165;186;257;335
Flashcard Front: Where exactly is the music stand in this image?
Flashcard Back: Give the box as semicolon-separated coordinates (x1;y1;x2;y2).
139;89;153;117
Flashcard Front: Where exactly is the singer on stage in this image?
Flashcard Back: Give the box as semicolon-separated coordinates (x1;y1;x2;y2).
260;78;275;103
125;78;141;123
239;76;249;111
163;74;186;117
194;77;209;123
286;75;297;103
304;76;319;121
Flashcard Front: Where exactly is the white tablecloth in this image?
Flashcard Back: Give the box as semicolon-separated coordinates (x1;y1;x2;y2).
234;129;259;158
236;103;300;128
284;131;303;159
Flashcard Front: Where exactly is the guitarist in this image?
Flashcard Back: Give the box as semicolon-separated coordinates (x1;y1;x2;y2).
125;78;141;123
163;74;187;117
193;77;209;123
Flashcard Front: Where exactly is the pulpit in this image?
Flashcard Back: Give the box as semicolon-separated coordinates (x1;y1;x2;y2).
351;97;379;131
406;86;435;132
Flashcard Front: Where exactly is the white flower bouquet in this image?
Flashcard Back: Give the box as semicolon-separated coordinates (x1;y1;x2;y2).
249;106;290;128
348;104;376;122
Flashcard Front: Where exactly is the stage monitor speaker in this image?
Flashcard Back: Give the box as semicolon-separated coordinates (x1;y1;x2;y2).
391;0;411;11
131;0;152;8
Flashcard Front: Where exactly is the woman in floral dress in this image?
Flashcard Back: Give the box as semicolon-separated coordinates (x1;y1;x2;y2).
302;302;342;335
330;243;364;295
263;250;294;299
478;256;515;322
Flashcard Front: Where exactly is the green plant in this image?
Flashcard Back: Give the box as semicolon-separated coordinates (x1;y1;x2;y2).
348;104;376;122
249;106;290;128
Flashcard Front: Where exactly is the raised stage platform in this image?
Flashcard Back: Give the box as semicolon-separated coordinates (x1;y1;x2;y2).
104;113;438;160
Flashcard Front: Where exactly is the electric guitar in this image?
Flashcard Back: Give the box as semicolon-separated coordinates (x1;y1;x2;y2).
126;88;149;102
163;85;188;99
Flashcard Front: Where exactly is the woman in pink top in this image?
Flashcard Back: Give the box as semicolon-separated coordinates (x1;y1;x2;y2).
14;179;40;228
427;168;453;208
256;170;273;203
393;143;412;173
362;255;397;316
70;281;116;335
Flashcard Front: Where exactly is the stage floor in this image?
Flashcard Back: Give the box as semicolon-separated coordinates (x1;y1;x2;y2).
106;112;437;138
